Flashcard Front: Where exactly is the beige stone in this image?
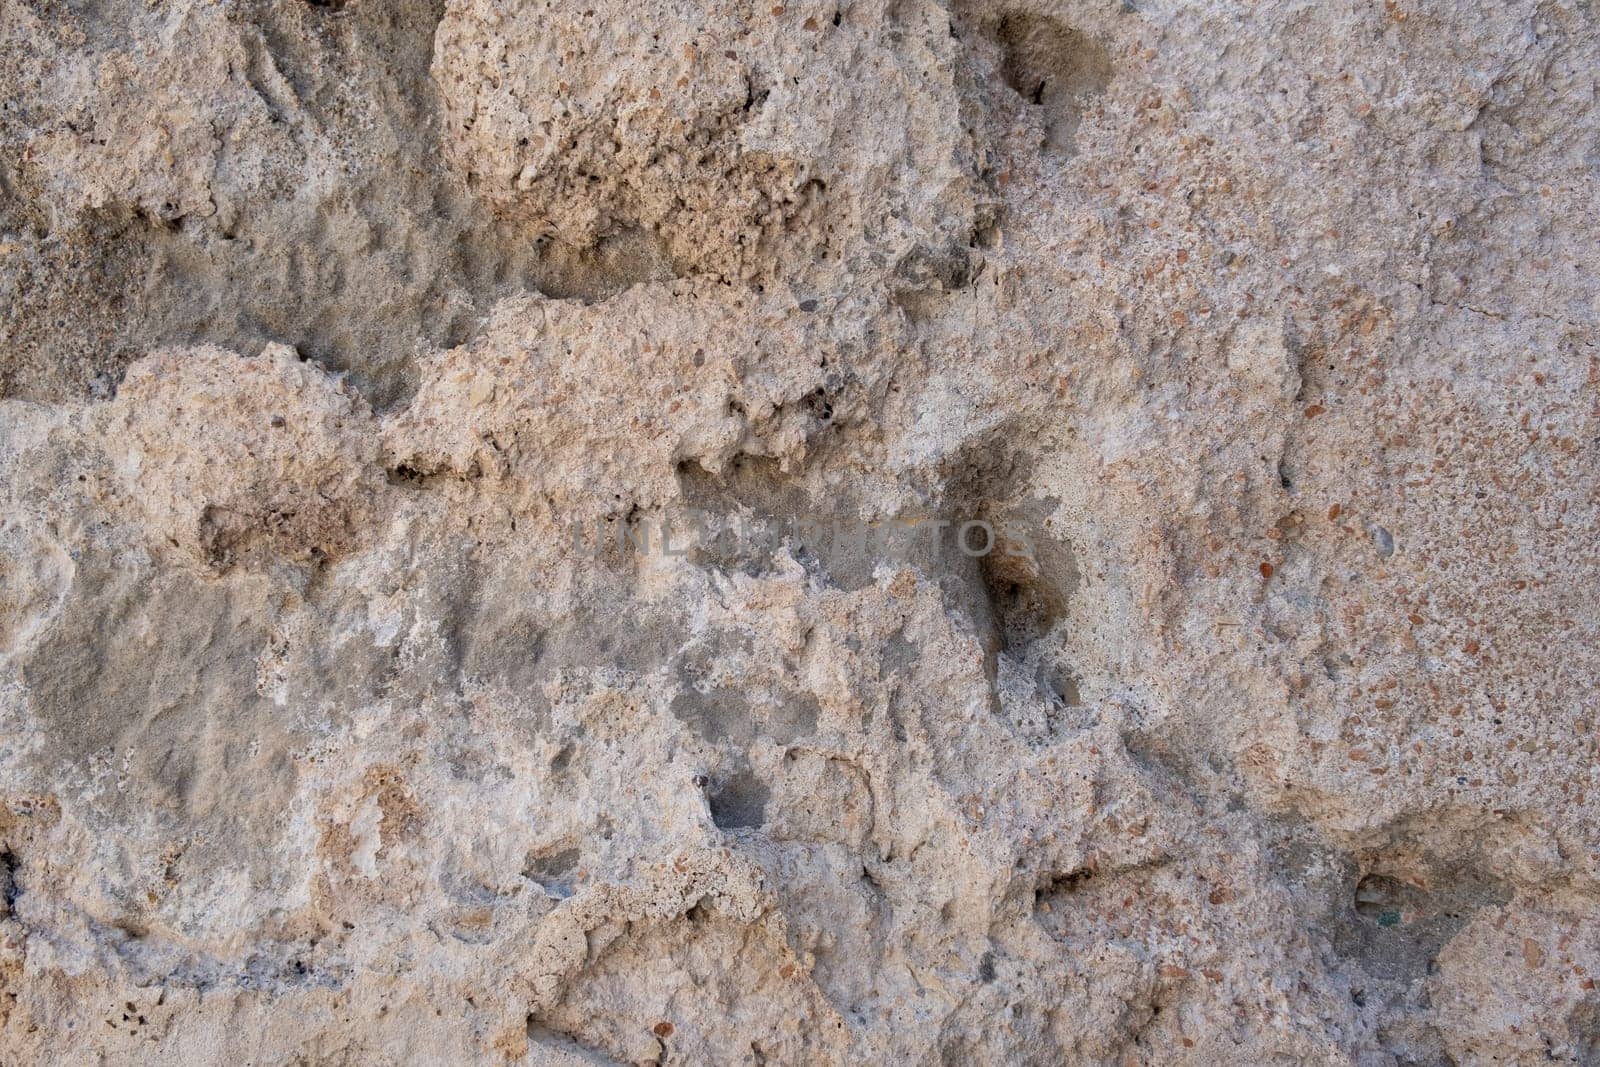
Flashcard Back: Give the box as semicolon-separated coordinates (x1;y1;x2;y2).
0;0;1597;1062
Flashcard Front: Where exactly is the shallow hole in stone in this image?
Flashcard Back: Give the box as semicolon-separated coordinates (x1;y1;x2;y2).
708;771;769;830
523;845;580;899
968;8;1114;154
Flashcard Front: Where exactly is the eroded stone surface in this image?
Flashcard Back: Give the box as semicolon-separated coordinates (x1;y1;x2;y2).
1;0;1598;1062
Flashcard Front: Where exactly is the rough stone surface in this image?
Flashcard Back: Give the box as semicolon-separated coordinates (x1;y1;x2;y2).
1;0;1598;1062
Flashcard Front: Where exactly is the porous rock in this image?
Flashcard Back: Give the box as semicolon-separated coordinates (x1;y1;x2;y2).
1;0;1597;1062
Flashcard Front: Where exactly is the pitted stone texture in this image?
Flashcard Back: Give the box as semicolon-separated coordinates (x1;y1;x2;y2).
107;344;383;572
1;0;1598;1063
432;0;993;284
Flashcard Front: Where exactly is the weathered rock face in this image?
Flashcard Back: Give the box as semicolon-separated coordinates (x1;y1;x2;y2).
1;0;1597;1061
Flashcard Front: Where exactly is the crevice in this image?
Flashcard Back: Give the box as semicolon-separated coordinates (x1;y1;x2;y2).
0;849;20;917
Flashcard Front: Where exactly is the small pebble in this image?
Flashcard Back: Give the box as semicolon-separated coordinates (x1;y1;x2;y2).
1369;525;1394;558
